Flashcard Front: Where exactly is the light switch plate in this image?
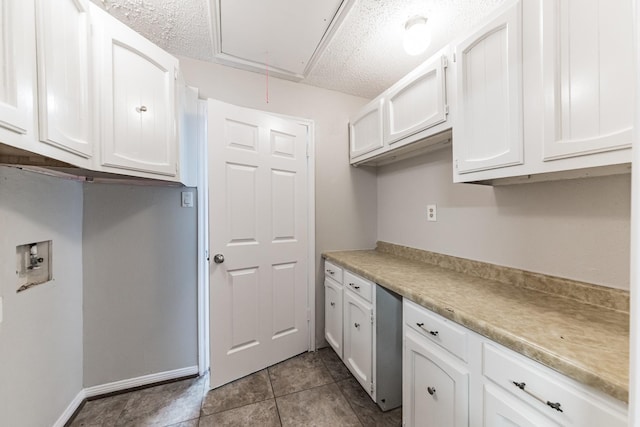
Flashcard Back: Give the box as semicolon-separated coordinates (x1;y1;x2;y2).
181;191;194;208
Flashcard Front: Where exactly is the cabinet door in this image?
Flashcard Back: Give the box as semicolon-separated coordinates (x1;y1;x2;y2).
403;330;469;427
349;99;384;160
324;278;343;358
0;0;33;138
35;0;92;159
454;0;523;174
542;0;633;160
384;55;447;145
94;6;178;176
343;290;373;395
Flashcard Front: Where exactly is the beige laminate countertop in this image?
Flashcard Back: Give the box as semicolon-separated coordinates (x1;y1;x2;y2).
323;249;629;403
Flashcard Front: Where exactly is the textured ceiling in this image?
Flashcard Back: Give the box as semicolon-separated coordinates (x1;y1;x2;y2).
93;0;505;99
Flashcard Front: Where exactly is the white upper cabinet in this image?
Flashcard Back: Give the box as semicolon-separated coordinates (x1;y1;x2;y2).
453;0;523;174
384;55;447;146
0;0;34;140
541;0;633;161
94;5;179;177
453;0;633;184
349;99;384;159
349;46;453;167
35;0;93;160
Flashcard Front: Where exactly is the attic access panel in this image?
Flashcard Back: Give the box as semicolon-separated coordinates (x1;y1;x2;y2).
218;0;343;77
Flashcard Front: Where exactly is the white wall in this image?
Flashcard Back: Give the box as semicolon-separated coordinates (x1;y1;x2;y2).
179;57;378;346
378;148;631;290
0;167;84;427
82;183;198;386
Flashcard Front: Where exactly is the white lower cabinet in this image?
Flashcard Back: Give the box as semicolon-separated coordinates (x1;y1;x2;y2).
483;342;627;427
402;299;628;427
323;262;403;409
403;328;469;427
484;382;560;427
324;277;343;358
343;288;373;394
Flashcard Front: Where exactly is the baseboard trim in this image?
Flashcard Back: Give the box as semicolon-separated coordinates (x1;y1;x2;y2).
52;389;86;427
54;366;199;426
84;366;199;398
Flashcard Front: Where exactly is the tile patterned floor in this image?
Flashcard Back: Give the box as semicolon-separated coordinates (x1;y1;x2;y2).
69;347;402;427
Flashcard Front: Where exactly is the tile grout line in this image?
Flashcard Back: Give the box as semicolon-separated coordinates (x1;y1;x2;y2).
318;349;366;427
267;366;285;427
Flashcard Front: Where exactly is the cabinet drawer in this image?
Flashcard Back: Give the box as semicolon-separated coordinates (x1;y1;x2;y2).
343;270;373;303
483;343;627;427
324;261;343;283
404;299;467;362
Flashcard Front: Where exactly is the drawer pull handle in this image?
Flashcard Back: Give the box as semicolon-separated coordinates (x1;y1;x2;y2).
416;322;439;336
349;283;360;290
427;386;436;396
354;323;360;329
511;381;563;413
547;402;563;412
328;270;335;275
330;302;335;307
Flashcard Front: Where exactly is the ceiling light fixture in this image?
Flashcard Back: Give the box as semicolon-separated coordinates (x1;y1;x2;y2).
403;16;430;56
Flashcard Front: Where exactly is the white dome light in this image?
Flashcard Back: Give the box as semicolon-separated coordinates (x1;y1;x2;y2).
403;16;431;56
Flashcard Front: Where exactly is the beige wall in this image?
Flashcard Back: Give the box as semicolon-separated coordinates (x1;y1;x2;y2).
83;183;199;386
377;148;631;290
179;57;378;346
0;167;84;427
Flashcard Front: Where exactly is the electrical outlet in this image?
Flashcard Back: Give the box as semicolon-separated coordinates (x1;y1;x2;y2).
427;204;437;222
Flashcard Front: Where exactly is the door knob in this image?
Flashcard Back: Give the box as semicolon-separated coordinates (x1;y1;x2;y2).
213;254;225;264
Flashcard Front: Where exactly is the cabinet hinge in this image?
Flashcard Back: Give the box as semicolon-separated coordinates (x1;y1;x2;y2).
307;308;311;321
442;55;448;69
445;104;450;115
370;313;374;324
174;67;179;80
452;52;456;63
455;159;459;170
370;382;374;394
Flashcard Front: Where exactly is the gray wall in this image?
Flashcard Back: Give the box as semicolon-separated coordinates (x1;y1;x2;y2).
82;183;198;386
179;56;378;347
377;148;631;289
0;167;84;427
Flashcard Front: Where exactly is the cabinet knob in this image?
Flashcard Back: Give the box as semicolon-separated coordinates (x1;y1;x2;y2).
136;105;148;113
354;323;360;329
328;270;335;275
330;302;335;307
427;386;436;396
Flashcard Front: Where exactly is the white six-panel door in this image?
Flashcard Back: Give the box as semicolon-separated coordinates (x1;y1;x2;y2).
208;99;309;388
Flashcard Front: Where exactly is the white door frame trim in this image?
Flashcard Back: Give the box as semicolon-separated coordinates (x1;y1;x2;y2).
196;99;210;375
